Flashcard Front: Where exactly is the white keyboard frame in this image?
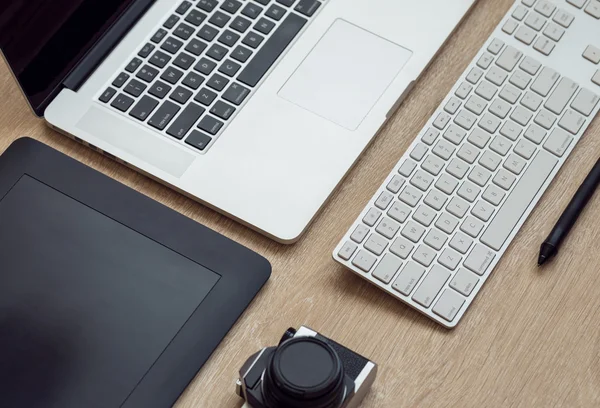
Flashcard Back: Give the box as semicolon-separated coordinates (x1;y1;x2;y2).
333;0;600;328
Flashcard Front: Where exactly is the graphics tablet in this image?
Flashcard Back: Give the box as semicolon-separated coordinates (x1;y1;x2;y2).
0;138;271;408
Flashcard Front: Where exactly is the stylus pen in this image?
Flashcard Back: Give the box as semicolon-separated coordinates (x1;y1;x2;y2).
538;158;600;266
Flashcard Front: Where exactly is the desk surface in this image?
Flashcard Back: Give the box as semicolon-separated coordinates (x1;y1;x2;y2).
2;0;600;406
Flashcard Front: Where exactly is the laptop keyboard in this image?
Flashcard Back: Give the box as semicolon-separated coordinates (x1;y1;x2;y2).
98;0;324;152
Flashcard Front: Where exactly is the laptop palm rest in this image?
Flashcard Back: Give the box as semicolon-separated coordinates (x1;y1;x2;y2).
77;106;195;178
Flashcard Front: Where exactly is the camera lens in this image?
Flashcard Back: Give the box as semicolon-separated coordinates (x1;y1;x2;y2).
263;337;346;408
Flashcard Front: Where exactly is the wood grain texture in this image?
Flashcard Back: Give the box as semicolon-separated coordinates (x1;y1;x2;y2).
1;0;599;406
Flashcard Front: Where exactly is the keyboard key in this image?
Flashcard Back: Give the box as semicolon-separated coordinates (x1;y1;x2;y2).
499;84;522;104
483;185;505;206
433;289;465;322
465;95;487;115
493;168;516;190
185;130;212;151
390;237;414;260
185;39;208;56
467;128;491;148
195;57;217;75
295;0;321;17
435;173;459;195
481;151;558;250
411;170;434;191
424;228;448;251
532;67;560;97
433;140;455;162
174;23;195;40
571;88;600;117
444;97;462;115
543;22;564;41
363;207;382;227
338;241;357;260
534;0;556;17
401;221;426;243
446;158;469;179
503;154;527;175
277;0;295;5
464;244;496;275
410;143;428;161
490;135;512;156
176;1;192;15
521;91;543;111
447;197;469;218
266;4;287;20
477;53;494;70
138;43;155;58
512;5;529;21
399;186;422;207
514;139;536;160
524;124;547;144
125;57;142;73
457;181;481;203
376;217;401;239
510;105;533;126
474;82;497;102
164;14;180;29
388;201;411;223
112;72;130;88
221;0;242;14
585;0;600;18
487;38;505;55
466;68;483;84
254;17;276;35
365;234;388;256
198;0;218;12
99;87;117;103
136;65;159;83
525;12;546;31
161;66;184;84
242;3;263;19
502;18;519;35
243;32;265;49
170;86;193;104
412;244;437;267
460;216;484;238
167;103;205;139
219;30;241;47
545;78;578;115
435;212;459;234
443;124;467;145
148;101;181;130
456;82;473;99
583;45;600;65
150;51;171;68
496;46;523;72
195;88;218;106
449;232;473;254
161;37;184;54
534;109;557;130
182;72;205;90
450;268;479;296
468;165;491;187
219;60;242;77
398;160;417;177
149;81;172;99
124;79;146;97
375;191;394;210
207;73;229;91
412;265;451;308
543;128;573;157
413;205;436;227
438;248;462;271
479;113;501;134
558;109;585;134
351;224;369;244
198;24;219;41
151;29;168;44
209;11;231;28
372;254;403;284
520;57;541;76
510;70;532;90
210;100;236;120
422;154;444;175
424;190;448;211
238;13;306;87
198;115;224;135
567;0;586;7
206;44;228;61
129;95;159;121
499;120;522;141
222;82;251;106
231;16;252;33
486;66;508;86
386;175;406;193
392;262;425;296
515;25;537;45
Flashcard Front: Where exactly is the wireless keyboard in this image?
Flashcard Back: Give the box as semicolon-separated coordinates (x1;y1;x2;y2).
333;0;600;328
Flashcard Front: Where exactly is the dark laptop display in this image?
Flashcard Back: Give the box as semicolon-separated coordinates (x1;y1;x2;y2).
0;0;137;113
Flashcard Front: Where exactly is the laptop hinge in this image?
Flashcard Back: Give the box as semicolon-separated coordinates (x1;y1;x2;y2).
63;0;156;92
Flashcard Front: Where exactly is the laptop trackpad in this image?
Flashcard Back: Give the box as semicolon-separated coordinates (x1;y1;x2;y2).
279;20;412;130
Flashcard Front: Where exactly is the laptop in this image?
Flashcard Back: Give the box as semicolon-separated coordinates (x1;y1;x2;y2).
0;0;477;243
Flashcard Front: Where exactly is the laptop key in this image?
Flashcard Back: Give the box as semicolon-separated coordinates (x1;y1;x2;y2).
207;74;229;91
221;0;242;14
112;73;130;88
218;30;241;47
167;103;206;139
150;51;171;68
231;16;252;33
254;17;276;35
174;23;195;40
124;79;147;97
161;66;184;84
138;43;155;58
242;3;264;19
182;72;205;90
219;60;242;77
265;4;287;21
198;115;224;135
164;14;180;29
129;96;159;122
176;1;192;15
148;101;181;130
295;0;321;17
173;52;196;70
198;24;219;41
206;44;228;61
136;65;159;83
210;100;236;120
238;13;307;87
185;9;207;27
222;83;250;106
170;86;194;104
194;57;217;75
231;46;252;63
209;11;231;28
185;39;208;56
99;87;117;103
161;37;184;54
254;0;270;5
277;0;295;6
148;81;172;99
125;58;142;73
242;32;265;49
110;94;135;112
185;130;212;151
197;0;218;12
194;88;218;106
151;29;168;44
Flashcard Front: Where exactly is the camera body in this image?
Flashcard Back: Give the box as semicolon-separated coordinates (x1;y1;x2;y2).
236;326;377;408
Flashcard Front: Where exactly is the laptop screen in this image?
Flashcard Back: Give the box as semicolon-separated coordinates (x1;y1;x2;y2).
0;0;138;115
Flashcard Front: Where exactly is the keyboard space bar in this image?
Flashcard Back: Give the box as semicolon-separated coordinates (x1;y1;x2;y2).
238;13;307;87
481;150;559;251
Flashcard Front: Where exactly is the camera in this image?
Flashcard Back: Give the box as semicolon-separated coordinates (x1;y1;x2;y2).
236;326;377;408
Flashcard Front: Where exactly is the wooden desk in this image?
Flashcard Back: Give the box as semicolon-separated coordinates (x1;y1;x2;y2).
1;0;599;406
